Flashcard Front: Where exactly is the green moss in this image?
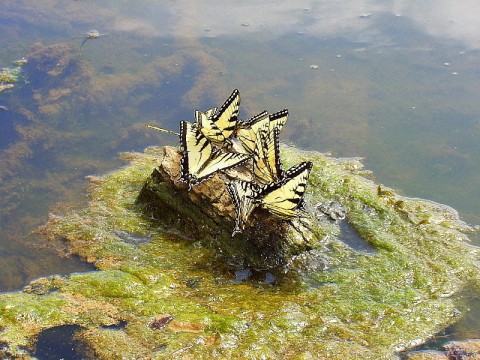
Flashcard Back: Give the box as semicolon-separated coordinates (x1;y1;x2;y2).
66;270;147;299
0;146;479;359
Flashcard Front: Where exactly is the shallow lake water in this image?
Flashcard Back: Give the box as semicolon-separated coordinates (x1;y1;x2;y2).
1;0;479;353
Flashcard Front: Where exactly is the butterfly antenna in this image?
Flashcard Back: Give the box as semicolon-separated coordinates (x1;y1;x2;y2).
145;124;180;136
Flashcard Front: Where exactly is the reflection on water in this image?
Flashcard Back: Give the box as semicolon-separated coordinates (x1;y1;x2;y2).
1;0;479;349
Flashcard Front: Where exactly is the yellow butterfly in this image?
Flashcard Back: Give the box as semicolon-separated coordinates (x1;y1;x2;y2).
195;89;240;147
179;121;250;190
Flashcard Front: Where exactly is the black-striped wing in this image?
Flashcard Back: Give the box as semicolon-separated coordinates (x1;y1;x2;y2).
196;89;240;146
179;121;250;190
252;126;283;185
258;161;313;218
235;109;288;155
269;109;288;134
194;107;217;131
227;180;260;236
234;110;269;154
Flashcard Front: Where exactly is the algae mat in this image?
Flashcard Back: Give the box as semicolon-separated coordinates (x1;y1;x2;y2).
0;146;479;359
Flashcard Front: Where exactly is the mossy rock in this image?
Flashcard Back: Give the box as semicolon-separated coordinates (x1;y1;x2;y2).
0;145;479;359
135;146;329;270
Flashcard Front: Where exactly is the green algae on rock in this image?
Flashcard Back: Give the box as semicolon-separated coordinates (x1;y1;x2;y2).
0;145;479;359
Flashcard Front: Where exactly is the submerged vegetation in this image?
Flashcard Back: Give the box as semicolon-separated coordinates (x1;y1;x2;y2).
0;144;479;359
0;28;233;291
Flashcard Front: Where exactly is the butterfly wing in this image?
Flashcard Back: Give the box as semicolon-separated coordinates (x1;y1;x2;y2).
252;126;283;185
195;106;218;133
179;121;212;186
196;110;223;145
235;110;269;154
179;121;250;189
259;161;313;218
269;109;288;133
212;89;240;139
205;107;217;119
195;149;250;181
198;89;240;145
227;180;260;236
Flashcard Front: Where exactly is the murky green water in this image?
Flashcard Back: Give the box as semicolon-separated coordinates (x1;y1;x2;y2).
1;0;479;350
